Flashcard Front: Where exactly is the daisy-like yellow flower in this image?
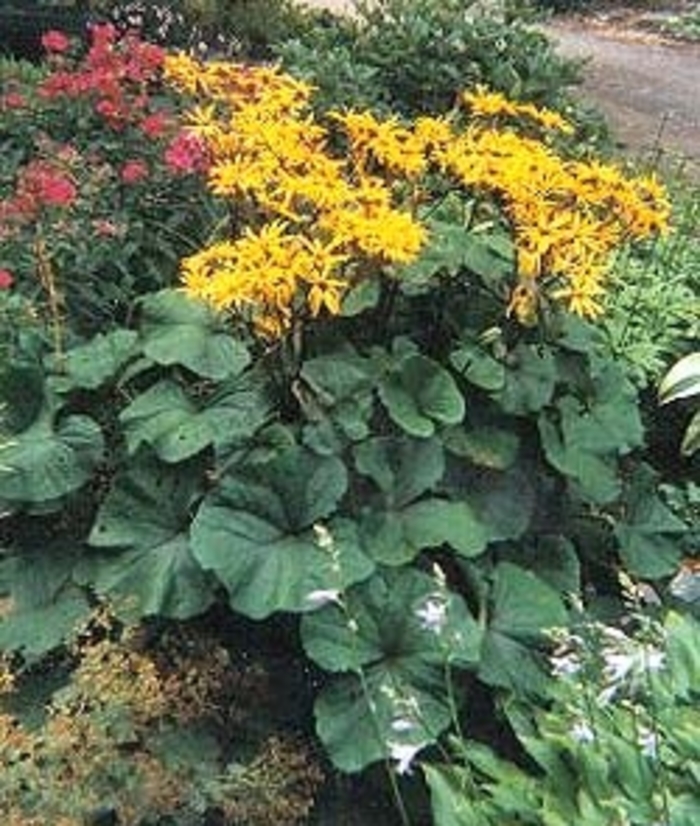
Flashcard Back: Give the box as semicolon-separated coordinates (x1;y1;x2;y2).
167;60;669;333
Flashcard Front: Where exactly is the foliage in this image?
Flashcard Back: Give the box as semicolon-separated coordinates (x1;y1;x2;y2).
425;604;700;825
601;177;700;387
275;0;588;122
0;22;692;819
0;25;216;337
0;609;324;825
659;351;700;456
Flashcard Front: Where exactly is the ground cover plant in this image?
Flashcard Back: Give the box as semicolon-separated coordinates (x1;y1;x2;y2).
0;14;697;825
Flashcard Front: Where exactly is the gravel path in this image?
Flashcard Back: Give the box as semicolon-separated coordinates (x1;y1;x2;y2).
547;18;700;173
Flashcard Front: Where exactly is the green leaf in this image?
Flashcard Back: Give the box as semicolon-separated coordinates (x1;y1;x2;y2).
450;463;536;543
304;567;483;771
361;499;487;565
450;341;506;392
378;354;465;437
478;562;567;696
442;425;519;470
614;465;686;579
300;350;375;441
58;329;139;390
120;380;212;462
424;764;491;826
0;361;44;432
340;279;380;315
140;288;250;380
85;454;215;619
0;544;91;657
495;343;557;415
84;535;215;621
353;436;444;507
0;412;103;503
191;448;374;617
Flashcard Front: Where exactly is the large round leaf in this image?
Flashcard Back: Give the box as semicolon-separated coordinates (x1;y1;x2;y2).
378;354;465;437
0;413;103;503
86;454;215;620
191;448;374;618
140;289;250;380
303;567;483;772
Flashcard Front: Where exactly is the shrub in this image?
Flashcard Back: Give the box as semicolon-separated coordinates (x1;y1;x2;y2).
275;0;586;122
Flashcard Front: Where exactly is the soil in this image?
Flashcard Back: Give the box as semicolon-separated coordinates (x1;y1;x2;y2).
302;1;700;175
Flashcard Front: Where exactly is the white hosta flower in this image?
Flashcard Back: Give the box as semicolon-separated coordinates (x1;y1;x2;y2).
387;741;426;775
570;720;595;744
305;589;342;609
415;596;448;634
390;717;416;734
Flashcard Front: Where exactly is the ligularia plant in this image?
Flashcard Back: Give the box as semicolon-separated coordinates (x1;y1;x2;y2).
163;55;670;337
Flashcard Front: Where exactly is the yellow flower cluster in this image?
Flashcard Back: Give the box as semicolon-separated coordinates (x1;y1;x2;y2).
164;54;670;334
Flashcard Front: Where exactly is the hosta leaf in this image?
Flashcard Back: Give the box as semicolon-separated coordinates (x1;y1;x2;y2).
0;413;103;503
304;567;482;771
191;448;374;617
378;354;465;437
140;289;250;380
681;409;700;456
659;352;700;404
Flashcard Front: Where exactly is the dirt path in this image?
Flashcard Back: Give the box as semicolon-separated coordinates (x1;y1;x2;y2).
547;17;700;174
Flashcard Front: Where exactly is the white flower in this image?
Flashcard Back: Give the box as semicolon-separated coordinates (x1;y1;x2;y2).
390;717;416;734
305;589;341;608
387;741;425;775
570;720;595;744
415;596;447;634
550;651;582;679
638;727;659;759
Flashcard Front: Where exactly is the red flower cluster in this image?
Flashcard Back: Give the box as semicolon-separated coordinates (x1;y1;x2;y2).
1;159;77;225
39;24;166;131
41;29;71;55
164;131;209;175
0;269;14;289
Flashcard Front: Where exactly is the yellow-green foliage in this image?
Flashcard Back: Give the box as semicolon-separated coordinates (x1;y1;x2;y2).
0;610;323;825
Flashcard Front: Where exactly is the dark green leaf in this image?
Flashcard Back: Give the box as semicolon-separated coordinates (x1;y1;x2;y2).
305;567;482;771
378;354;465;437
0;413;103;503
59;329;139;389
140;289;250;380
442;425;519;470
191;448;373;617
495;344;557;415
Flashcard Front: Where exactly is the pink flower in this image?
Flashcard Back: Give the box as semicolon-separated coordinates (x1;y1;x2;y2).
120;160;149;184
140;111;169;139
164;131;208;175
41;30;71;54
0;269;14;289
1;92;25;110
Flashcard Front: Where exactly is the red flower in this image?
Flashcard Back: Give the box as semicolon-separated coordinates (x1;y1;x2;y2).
1;92;25;110
140;111;169;139
0;269;14;289
41;29;71;54
120;160;149;184
21;161;77;209
164;132;208;175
